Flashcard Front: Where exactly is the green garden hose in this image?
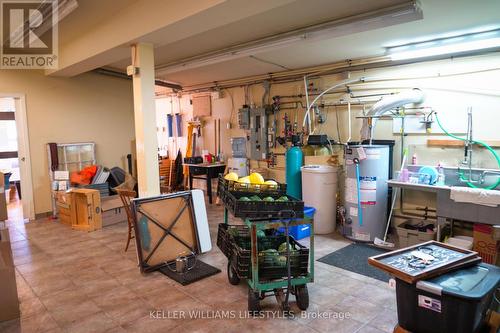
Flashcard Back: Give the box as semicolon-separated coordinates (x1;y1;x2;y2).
435;114;500;190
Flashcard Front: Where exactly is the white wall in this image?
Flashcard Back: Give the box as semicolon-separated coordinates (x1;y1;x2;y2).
0;70;135;215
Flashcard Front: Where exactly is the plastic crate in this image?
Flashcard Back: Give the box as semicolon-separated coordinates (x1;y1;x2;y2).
217;223;309;280
218;183;304;219
278;207;315;240
218;176;286;196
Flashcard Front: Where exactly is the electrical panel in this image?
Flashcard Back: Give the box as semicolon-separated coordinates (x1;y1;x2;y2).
249;107;268;160
238;107;250;129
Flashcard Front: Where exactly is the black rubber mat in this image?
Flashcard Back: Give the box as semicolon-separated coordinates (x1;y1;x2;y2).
158;260;221;286
318;243;391;282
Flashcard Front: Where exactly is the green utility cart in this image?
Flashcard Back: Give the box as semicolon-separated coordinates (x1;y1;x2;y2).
217;176;314;312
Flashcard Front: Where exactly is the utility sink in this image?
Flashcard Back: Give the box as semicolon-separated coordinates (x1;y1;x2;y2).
397;165;500;190
387;165;500;228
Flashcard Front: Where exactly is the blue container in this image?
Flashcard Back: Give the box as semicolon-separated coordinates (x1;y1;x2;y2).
279;207;315;240
285;146;303;199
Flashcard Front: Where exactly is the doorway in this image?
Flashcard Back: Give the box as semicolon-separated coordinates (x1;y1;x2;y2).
0;95;34;222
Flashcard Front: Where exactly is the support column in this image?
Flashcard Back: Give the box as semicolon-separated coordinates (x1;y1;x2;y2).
131;43;160;197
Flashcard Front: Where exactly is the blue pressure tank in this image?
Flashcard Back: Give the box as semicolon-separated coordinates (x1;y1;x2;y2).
286;139;303;199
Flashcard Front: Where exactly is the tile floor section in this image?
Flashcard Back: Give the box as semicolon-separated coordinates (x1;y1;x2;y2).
0;198;398;333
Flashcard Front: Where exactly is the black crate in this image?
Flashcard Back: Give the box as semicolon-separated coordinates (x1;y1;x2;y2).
217;223;309;281
220;190;304;219
218;176;287;196
218;175;303;219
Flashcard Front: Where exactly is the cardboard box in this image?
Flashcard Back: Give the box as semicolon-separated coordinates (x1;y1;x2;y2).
473;223;500;264
0;172;7;221
0;228;20;322
101;196;127;227
55;190;76;226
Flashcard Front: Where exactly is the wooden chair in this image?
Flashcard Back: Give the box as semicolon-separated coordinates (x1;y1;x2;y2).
159;159;172;193
116;189;137;252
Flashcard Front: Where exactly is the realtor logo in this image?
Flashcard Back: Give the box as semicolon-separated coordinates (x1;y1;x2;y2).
1;0;58;69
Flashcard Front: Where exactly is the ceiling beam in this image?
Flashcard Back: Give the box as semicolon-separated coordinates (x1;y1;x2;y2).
47;0;297;77
156;1;422;75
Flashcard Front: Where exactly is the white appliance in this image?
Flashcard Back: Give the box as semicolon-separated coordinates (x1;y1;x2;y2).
301;165;338;234
228;157;248;177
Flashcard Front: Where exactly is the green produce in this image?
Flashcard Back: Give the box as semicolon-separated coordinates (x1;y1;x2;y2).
228;227;239;238
256;230;266;238
263;196;275;202
258;248;278;265
276;196;289;202
250;195;262;201
239;196;251;201
260;249;278;256
275;255;288;267
278;242;296;253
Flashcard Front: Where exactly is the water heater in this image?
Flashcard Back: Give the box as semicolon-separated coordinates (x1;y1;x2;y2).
343;145;389;242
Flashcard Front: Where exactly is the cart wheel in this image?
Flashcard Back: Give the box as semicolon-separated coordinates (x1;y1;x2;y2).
227;260;240;285
248;288;261;314
295;285;309;310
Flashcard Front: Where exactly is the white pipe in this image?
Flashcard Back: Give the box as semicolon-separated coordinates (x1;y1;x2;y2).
346;101;352;144
364;88;424;142
303;75;311;133
366;88;424;116
302;77;365;132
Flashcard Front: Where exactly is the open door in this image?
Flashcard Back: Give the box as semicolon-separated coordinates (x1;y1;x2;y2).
0;95;34;221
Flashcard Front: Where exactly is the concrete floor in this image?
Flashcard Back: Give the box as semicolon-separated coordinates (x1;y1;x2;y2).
0;198;398;333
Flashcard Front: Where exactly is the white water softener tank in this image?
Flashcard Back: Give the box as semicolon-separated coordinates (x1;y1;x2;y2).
343;145;389;242
301;165;338;234
227;158;248;177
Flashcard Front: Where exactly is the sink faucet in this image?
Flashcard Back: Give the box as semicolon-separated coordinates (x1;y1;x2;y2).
459;108;478;184
479;170;500;185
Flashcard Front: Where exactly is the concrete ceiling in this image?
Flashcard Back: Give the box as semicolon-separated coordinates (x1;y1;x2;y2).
58;0;139;46
152;0;500;86
107;0;406;71
56;0;500;86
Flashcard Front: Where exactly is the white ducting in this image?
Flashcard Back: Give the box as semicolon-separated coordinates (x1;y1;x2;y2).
362;88;424;142
367;88;424;117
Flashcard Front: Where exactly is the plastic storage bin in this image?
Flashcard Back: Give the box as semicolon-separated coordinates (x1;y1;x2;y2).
395;263;500;333
278;207;316;240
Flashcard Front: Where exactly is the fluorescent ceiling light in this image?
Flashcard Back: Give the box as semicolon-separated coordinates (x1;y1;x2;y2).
156;1;422;75
388;29;500;60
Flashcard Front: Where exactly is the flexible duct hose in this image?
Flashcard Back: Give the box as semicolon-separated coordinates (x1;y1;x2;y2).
435;114;500;190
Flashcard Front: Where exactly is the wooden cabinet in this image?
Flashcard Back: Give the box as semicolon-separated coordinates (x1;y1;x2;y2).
71;189;102;232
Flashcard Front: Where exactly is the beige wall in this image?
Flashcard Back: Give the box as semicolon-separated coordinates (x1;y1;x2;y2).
0;70;135;215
